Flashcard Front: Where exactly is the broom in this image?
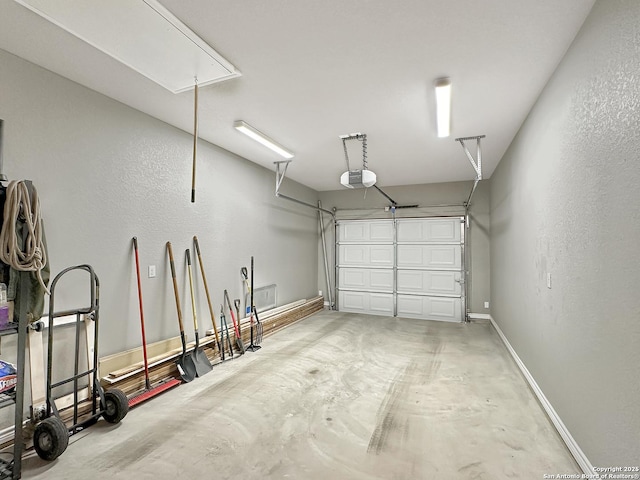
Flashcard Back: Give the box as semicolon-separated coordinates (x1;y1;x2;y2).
128;237;181;407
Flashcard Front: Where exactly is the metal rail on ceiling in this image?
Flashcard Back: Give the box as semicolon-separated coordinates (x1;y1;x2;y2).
274;161;335;218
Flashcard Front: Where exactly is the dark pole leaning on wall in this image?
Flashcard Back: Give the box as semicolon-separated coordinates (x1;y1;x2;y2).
191;81;198;203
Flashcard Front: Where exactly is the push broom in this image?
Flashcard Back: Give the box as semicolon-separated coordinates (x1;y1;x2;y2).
128;237;180;408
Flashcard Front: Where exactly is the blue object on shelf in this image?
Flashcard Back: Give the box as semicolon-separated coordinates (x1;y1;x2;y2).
0;360;17;395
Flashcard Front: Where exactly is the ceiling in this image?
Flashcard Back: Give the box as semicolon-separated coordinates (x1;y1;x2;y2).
0;0;595;192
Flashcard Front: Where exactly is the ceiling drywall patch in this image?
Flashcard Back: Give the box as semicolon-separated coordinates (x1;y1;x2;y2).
14;0;241;93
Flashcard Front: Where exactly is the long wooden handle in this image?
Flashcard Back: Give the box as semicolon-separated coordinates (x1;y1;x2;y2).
186;248;198;331
133;237;151;386
191;82;198;203
167;242;185;333
193;236;220;346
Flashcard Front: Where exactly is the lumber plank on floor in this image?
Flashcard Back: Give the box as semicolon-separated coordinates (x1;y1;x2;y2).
100;297;324;396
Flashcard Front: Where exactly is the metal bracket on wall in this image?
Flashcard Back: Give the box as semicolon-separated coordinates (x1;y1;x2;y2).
273;161;335;218
455;135;485;219
274;160;291;194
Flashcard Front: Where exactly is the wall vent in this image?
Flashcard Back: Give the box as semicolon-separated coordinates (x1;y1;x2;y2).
245;284;277;315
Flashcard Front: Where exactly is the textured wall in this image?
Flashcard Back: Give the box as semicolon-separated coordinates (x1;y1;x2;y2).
318;180;490;313
490;0;639;466
0;48;319;362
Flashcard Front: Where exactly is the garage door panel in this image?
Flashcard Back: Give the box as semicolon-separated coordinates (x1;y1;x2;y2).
340;223;367;242
341;245;366;265
397;218;460;242
429;246;460;268
397;270;461;295
370;294;394;314
370;245;394;266
397;245;461;269
426;219;460;242
339;244;394;267
396;245;423;267
337;217;464;322
339;268;393;292
396;221;422;242
340;290;366;310
396;270;423;291
396;294;423;315
431;297;458;317
397;295;461;322
370;223;394;241
341;269;366;289
370;270;394;290
338;291;394;316
338;221;393;242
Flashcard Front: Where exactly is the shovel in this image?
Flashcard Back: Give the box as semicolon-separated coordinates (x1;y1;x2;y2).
186;248;213;376
167;242;196;382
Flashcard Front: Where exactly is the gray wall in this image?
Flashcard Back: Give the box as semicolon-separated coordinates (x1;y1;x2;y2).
490;0;639;466
318;180;490;313
0;48;319;362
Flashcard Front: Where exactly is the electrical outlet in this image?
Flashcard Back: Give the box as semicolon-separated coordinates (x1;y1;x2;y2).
547;273;552;289
484;301;489;309
148;265;156;278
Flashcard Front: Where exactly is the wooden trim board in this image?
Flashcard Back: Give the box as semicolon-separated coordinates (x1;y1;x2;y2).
101;297;324;396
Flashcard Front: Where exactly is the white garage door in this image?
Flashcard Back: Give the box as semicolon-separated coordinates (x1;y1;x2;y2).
337;217;465;322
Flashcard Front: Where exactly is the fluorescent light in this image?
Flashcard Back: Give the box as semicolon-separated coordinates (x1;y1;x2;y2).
233;120;294;159
435;78;452;138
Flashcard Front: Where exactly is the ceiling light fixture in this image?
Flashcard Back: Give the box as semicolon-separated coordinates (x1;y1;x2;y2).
435;78;452;138
233;120;294;159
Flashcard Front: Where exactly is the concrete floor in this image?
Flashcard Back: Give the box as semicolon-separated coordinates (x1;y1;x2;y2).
22;311;580;479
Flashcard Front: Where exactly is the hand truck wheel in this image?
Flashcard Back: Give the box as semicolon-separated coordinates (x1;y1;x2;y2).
33;416;69;461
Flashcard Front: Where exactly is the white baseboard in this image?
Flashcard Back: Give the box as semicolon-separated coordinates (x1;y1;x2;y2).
468;312;491;320
489;316;595;475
